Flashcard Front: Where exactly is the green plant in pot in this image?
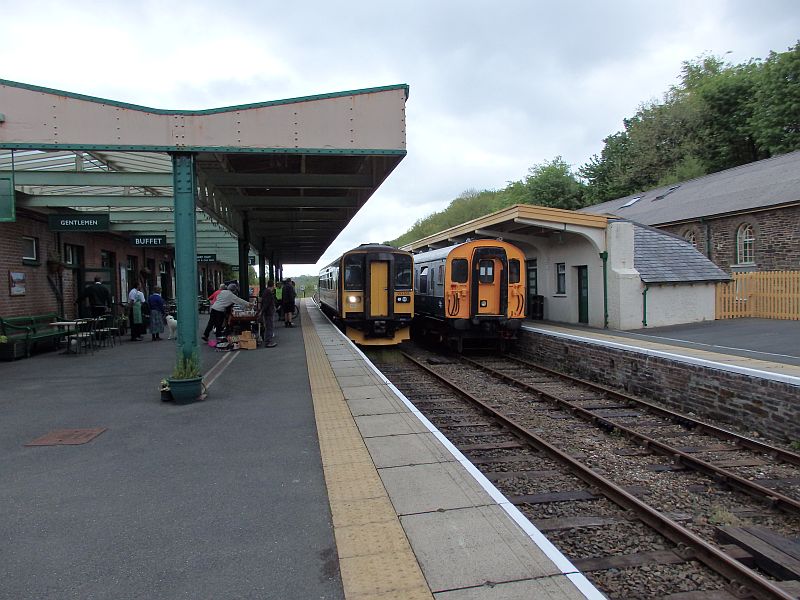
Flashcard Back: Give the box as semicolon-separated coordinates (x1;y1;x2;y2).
168;351;203;404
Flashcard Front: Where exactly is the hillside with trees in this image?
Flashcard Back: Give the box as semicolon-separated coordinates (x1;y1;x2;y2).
388;42;799;247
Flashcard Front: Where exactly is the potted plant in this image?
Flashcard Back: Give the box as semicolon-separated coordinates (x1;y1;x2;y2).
168;352;203;404
46;253;66;275
159;378;172;402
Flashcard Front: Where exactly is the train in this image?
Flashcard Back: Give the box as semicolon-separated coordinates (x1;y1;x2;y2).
318;244;414;345
411;239;526;351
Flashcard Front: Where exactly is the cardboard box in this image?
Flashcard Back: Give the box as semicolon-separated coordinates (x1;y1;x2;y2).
239;330;254;340
239;338;257;350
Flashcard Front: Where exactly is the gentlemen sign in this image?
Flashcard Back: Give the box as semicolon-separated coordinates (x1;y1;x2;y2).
48;214;110;231
132;235;167;246
197;254;217;262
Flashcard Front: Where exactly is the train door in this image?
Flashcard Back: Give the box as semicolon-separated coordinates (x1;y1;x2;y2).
577;265;589;324
368;260;389;317
476;257;502;315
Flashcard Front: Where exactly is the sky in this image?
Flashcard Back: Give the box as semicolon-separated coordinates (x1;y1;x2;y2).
2;0;798;276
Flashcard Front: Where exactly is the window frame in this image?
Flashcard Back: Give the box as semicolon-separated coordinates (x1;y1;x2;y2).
22;236;38;262
555;263;566;295
736;223;755;265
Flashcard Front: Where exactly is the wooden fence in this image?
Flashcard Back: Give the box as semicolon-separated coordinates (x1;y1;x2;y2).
716;271;800;320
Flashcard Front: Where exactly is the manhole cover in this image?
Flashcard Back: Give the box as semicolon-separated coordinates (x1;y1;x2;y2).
25;428;107;446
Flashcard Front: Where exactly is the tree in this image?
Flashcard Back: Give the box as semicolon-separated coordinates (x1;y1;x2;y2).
751;41;800;155
523;156;587;210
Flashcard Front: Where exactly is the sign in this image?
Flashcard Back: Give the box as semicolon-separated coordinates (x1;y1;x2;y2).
197;254;217;262
9;271;26;296
48;214;110;231
230;266;239;272
0;175;15;222
132;235;167;246
248;256;256;266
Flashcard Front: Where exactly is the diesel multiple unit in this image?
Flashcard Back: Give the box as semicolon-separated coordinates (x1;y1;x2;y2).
412;239;526;350
318;244;414;345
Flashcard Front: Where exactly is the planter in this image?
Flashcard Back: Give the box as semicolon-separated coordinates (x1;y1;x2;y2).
47;261;66;275
160;389;173;402
167;376;203;404
0;340;28;361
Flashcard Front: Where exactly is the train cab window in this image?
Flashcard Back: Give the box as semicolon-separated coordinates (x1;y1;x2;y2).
419;266;429;294
344;255;364;290
509;259;521;284
395;254;412;289
478;259;494;283
451;259;468;283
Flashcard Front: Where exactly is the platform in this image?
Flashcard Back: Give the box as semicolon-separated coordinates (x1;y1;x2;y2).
0;300;602;600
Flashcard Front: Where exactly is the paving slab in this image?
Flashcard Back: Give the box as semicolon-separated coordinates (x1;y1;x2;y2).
347;394;408;416
433;575;589;600
365;432;455;468
355;412;431;438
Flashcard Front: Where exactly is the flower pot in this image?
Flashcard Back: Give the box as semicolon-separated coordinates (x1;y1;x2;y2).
160;389;173;402
167;376;203;404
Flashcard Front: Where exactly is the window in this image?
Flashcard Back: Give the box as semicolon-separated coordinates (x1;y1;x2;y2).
509;259;520;284
22;236;38;261
344;255;364;290
556;263;566;294
736;223;755;264
101;250;115;269
395;254;412;289
683;230;697;250
419;266;429;294
436;265;444;285
451;258;468;283
478;259;494;283
64;244;81;266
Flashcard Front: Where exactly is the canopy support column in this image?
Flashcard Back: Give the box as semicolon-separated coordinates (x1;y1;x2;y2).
238;212;250;297
171;153;200;369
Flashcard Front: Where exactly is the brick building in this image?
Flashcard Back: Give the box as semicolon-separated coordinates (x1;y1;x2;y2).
581;151;800;274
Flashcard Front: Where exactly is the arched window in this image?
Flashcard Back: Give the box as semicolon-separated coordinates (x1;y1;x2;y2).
683;230;697;250
736;223;755;264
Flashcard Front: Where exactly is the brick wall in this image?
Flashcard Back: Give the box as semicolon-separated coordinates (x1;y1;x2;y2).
516;329;799;443
661;204;800;273
1;209;176;319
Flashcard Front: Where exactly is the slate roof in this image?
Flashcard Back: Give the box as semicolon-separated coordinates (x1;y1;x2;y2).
581;151;800;225
633;222;730;284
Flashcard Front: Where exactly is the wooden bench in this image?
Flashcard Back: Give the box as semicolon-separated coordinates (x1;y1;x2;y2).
0;313;65;359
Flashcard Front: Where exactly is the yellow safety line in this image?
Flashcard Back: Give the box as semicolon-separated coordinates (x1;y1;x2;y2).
300;301;433;600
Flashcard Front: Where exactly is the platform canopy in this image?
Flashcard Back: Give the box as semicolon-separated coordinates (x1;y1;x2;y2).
0;79;409;265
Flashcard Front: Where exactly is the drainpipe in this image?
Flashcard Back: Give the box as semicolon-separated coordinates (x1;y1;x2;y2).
701;218;712;259
599;251;609;329
642;284;649;327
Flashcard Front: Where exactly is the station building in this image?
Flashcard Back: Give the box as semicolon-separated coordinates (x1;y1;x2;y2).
403;204;729;330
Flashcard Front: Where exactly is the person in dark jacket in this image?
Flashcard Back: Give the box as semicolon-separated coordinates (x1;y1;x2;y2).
148;287;166;341
258;280;277;347
81;277;113;318
282;279;296;327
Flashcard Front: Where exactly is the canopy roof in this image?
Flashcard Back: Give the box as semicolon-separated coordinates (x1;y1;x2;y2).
0;79;409;264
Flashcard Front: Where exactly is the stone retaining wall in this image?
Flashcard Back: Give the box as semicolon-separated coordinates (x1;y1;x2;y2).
516;329;800;443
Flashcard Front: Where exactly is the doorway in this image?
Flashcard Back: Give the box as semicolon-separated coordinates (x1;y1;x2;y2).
577;266;588;324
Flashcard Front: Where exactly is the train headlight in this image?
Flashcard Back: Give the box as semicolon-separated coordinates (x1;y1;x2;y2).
396;295;410;303
347;295;361;304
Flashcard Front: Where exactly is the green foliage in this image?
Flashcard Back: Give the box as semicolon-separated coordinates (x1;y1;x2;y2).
522;156;587;210
171;352;201;380
0;335;7;344
751;41;800;155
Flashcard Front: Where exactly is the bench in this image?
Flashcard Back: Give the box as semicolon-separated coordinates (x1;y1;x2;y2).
0;313;65;360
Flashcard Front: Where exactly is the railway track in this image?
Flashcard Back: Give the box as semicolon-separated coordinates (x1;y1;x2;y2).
368;346;800;600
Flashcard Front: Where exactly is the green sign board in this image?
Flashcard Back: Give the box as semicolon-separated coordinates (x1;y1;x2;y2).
48;214;110;231
248;255;256;265
132;235;167;246
0;175;15;222
197;253;217;262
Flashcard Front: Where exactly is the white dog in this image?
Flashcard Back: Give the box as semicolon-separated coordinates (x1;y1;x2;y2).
165;315;178;340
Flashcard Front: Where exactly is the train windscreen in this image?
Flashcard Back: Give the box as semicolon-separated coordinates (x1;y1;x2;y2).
395;254;412;289
344;255;364;290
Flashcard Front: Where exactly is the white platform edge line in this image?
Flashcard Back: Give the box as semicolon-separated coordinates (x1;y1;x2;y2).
309;304;601;594
523;325;800;387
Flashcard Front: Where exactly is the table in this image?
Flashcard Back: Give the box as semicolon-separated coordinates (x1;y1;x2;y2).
50;321;79;353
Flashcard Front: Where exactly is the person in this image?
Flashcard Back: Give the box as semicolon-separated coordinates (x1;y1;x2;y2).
128;284;146;341
208;283;226;305
202;283;253;341
148;286;166;341
282;278;296;327
78;276;113;318
274;280;284;319
257;279;277;348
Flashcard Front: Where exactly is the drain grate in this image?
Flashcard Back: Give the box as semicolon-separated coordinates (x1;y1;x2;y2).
25;428;107;446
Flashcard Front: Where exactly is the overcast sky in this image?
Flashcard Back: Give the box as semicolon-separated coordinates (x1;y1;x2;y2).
2;1;798;275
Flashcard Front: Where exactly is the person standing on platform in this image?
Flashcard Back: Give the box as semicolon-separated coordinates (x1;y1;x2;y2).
274;280;284;319
83;276;112;318
128;284;146;341
258;279;277;348
282;279;296;327
202;283;252;342
148;286;166;341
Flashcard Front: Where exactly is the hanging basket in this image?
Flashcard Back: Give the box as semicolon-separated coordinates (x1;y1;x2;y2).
47;260;66;275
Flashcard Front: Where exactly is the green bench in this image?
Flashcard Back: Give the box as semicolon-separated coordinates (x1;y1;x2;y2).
0;313;65;360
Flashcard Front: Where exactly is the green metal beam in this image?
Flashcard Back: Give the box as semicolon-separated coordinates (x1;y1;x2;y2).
205;173;372;188
227;196;359;208
18;194;174;208
110;222;231;232
3;170;173;187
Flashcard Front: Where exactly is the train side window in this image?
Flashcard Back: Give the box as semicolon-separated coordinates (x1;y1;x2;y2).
478;259;494;283
509;259;520;284
437;265;444;285
419;266;429;294
395;254;412;289
344;255;364;290
451;259;468;283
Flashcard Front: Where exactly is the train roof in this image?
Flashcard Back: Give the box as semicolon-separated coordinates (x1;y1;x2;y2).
346;243;410;254
412;239;519;263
